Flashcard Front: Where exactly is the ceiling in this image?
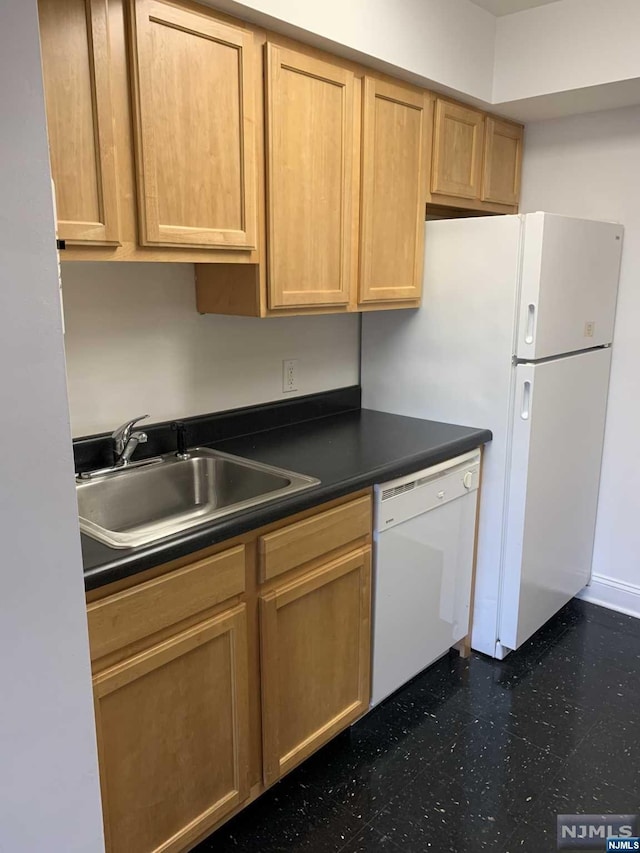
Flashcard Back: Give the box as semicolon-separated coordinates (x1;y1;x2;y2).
469;0;561;15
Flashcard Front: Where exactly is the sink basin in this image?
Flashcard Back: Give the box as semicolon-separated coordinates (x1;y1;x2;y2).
76;448;320;548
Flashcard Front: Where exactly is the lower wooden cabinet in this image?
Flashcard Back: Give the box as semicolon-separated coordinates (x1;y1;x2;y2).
259;546;372;785
93;604;250;853
87;492;372;852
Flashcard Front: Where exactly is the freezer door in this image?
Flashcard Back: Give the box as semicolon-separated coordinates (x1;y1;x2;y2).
516;213;622;360
499;348;611;652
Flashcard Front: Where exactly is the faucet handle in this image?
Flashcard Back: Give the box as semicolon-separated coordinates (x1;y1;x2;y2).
112;414;150;454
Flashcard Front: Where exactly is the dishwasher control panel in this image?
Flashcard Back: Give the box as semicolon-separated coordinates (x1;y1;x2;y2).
374;450;481;534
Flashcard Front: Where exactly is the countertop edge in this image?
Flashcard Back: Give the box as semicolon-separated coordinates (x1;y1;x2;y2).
83;427;491;591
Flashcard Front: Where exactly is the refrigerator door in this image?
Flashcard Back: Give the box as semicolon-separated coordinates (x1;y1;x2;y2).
516;213;622;361
499;347;612;653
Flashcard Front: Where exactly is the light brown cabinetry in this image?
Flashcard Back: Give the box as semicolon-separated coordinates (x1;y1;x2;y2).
260;547;372;785
39;0;260;262
482;116;523;206
94;606;250;853
429;98;523;214
431;99;484;200
87;544;250;853
86;545;246;661
263;47;429;312
38;0;120;245
258;494;371;581
196;54;430;315
129;0;257;250
359;77;429;305
265;43;358;309
86;491;373;852
39;0;522;308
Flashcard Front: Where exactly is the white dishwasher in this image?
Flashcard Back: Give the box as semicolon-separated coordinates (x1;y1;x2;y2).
371;450;481;707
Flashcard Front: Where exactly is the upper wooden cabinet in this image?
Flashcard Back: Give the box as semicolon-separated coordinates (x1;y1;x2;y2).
129;0;257;250
265;43;357;309
198;60;430;315
431;99;484;200
359;77;428;305
429;97;523;214
39;0;523;309
38;0;120;244
482;116;523;206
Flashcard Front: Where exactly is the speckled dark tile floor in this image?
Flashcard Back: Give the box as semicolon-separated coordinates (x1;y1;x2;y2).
194;599;640;852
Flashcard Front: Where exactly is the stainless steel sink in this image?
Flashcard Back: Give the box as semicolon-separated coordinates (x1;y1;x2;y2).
76;448;319;548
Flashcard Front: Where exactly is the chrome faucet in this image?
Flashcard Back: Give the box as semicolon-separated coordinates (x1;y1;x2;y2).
77;415;160;480
112;415;149;467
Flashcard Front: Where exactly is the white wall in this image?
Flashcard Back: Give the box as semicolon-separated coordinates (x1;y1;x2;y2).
520;104;640;616
0;2;104;851
494;0;640;104
211;0;640;123
207;0;497;102
62;263;360;436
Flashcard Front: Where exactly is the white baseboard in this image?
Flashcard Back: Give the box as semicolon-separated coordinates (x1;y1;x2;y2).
578;573;640;620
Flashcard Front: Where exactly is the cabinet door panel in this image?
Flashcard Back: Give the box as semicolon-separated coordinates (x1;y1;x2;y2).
130;0;256;249
482;117;523;206
39;0;120;244
431;100;484;200
359;78;427;303
266;44;357;308
260;548;371;784
94;605;250;853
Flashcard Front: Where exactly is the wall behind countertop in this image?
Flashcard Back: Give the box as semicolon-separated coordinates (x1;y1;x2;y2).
61;262;360;437
520;103;640;615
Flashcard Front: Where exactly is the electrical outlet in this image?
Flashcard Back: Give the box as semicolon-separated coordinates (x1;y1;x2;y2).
282;359;298;393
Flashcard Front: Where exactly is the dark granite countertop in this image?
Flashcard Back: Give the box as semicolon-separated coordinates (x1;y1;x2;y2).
81;394;491;590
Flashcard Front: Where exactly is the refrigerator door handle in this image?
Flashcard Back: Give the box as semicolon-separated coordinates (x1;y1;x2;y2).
524;304;536;345
521;380;532;420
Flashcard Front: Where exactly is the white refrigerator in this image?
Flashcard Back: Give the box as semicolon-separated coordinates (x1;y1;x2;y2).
361;213;623;659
